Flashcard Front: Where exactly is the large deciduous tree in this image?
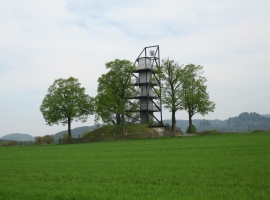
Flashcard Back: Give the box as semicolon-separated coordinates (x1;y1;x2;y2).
94;90;121;125
95;59;135;136
156;58;184;132
181;64;215;134
40;77;94;138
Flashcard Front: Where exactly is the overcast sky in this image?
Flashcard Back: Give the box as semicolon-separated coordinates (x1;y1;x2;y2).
1;0;269;137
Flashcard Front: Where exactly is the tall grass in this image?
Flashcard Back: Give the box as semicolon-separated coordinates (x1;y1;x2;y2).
0;133;269;199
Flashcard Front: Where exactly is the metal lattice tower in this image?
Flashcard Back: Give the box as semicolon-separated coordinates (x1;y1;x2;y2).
126;45;163;124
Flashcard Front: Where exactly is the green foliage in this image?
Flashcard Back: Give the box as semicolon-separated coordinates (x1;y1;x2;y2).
0;133;269;199
34;135;55;145
53;126;97;139
34;136;43;145
148;116;154;127
82;124;153;138
181;64;215;118
252;129;268;133
186;124;197;133
43;135;54;144
0;140;19;147
165;123;172;130
95;59;135;135
40;77;94;137
82;130;91;137
197;129;222;135
156;58;184;132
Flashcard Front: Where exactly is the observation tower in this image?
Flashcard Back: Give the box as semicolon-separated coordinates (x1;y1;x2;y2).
126;45;163;125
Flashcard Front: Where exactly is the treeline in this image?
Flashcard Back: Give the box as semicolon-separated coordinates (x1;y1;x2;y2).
40;56;216;137
0;140;34;147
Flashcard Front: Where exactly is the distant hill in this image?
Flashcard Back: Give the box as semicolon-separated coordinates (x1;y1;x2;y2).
163;119;228;133
54;125;97;139
163;112;270;133
0;133;34;141
227;112;270;132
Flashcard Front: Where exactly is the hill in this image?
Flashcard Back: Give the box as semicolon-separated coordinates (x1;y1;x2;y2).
83;124;154;137
164;112;270;133
227;112;270;132
54;125;97;139
0;133;34;141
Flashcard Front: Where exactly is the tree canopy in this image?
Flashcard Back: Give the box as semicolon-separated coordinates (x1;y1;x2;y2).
156;58;184;132
180;64;215;133
95;59;135;135
40;77;94;137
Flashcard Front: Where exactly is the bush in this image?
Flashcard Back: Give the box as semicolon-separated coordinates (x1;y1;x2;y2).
165;123;172;131
197;130;222;136
0;140;19;147
43;135;54;144
186;125;197;134
62;133;73;139
34;136;43;145
252;129;267;133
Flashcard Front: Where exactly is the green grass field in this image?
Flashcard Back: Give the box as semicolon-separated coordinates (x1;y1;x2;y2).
0;133;269;199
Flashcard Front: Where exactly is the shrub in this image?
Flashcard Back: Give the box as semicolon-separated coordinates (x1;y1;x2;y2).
34;136;43;145
186;125;197;134
0;140;19;147
43;135;54;144
197;130;222;136
165;123;172;131
252;129;267;133
62;133;73;139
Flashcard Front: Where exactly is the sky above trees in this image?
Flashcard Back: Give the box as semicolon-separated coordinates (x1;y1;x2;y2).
0;0;269;137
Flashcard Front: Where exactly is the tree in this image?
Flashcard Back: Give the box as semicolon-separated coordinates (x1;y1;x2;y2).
156;58;184;132
40;77;94;138
43;135;55;144
186;125;197;134
95;59;135;136
0;140;19;147
34;136;43;145
94;90;121;125
180;64;215;134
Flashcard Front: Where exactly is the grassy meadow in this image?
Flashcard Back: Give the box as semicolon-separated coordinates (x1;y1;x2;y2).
0;132;269;199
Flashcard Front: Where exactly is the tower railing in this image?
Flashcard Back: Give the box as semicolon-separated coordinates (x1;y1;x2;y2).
136;64;157;70
132;78;158;85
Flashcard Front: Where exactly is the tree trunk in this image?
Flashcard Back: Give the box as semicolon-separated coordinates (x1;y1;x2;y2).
117;113;121;125
172;111;176;134
188;113;193;134
68;117;72;138
121;113;126;136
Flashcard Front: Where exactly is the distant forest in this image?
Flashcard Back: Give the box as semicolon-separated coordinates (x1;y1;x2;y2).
165;112;270;133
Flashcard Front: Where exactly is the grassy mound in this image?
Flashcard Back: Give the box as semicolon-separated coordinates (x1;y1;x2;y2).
83;123;154;137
